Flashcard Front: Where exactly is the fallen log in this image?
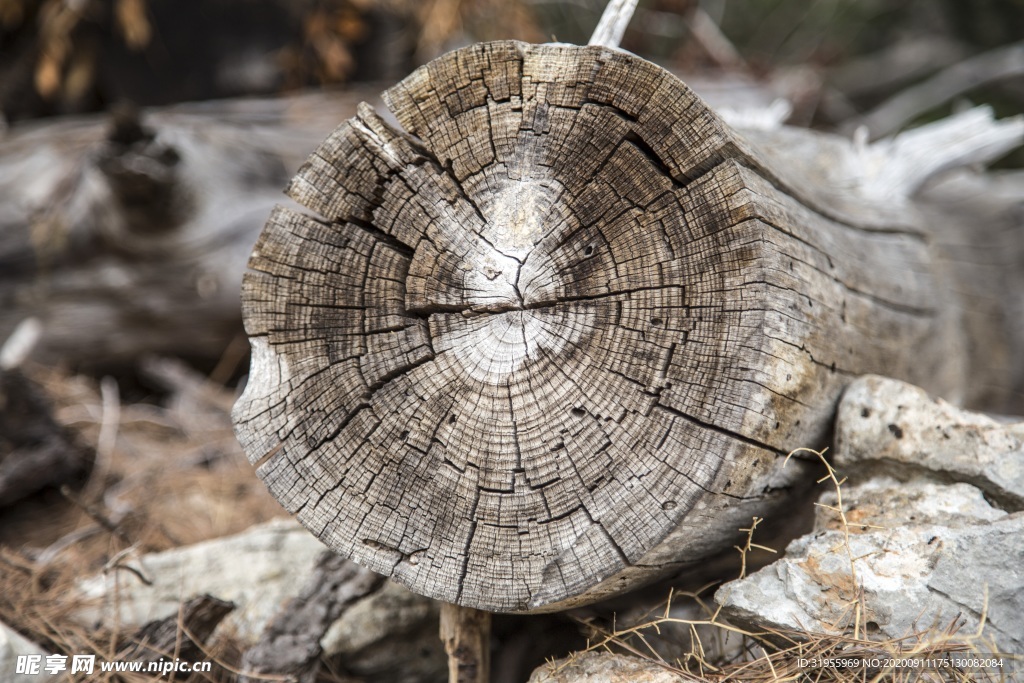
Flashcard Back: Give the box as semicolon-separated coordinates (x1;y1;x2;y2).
118;594;234;665
231;38;1024;614
0;89;374;368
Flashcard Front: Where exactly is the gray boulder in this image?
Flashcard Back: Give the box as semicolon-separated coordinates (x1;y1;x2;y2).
75;518;328;639
835;375;1024;510
716;376;1024;655
73;518;443;680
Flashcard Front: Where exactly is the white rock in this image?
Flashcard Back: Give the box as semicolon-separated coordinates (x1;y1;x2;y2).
717;486;1024;649
0;620;58;682
835;375;1024;510
75;518;328;640
716;377;1024;653
819;476;1005;528
529;651;685;682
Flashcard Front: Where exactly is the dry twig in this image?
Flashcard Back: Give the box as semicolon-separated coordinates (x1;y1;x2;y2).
851;41;1024;139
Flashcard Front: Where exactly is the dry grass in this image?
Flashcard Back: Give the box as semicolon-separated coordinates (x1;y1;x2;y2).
555;449;1017;683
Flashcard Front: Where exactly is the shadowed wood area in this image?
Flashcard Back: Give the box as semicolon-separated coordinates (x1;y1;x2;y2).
232;40;1024;612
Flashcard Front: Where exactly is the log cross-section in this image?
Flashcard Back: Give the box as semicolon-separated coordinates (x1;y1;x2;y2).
232;41;1020;613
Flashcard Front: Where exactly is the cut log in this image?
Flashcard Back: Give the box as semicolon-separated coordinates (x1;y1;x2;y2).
0;81;820;370
230;40;1024;613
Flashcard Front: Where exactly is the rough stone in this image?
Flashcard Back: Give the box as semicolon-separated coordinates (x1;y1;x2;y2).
75;518;330;640
819;476;1005;529
73;518;444;679
0;620;58;682
320;579;445;681
715;376;1024;655
835;375;1024;510
529;651;685;683
718;479;1023;650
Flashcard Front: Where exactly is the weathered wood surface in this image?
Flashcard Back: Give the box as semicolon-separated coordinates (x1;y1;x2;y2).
589;0;640;49
118;594;234;664
232;40;1024;613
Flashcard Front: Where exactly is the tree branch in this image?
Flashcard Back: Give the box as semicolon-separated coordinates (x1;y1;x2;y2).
588;0;639;49
440;603;491;683
850;41;1024;139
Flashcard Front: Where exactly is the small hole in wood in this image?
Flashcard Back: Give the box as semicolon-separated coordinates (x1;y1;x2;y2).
650;317;663;326
400;430;409;440
584;245;594;256
662;501;676;511
448;414;457;425
571;407;586;417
